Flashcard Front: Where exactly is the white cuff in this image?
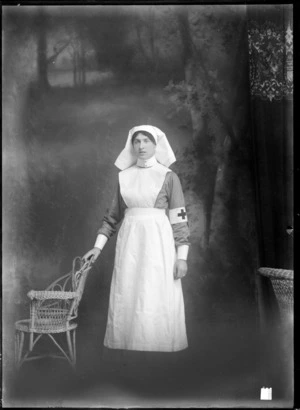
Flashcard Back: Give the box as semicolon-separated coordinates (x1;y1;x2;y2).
94;234;108;250
177;245;189;260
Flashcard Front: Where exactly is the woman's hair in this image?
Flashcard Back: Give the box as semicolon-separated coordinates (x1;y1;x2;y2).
131;130;156;145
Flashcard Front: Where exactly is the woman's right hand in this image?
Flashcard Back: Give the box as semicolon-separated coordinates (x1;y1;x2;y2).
83;247;101;263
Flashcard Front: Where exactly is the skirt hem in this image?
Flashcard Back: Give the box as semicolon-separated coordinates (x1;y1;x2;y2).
103;342;188;352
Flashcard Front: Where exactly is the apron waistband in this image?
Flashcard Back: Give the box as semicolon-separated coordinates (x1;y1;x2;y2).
125;207;166;217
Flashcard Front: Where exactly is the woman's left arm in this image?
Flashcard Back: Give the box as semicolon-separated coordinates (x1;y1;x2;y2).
166;172;190;279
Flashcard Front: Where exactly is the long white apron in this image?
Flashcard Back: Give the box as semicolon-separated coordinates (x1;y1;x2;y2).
103;164;188;352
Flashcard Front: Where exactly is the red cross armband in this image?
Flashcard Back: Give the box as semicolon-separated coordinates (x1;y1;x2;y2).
169;207;188;224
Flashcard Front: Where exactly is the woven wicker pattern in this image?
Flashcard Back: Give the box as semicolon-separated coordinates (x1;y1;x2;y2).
271;279;293;316
258;267;294;317
15;318;78;333
258;267;294;280
27;291;78;300
15;257;93;369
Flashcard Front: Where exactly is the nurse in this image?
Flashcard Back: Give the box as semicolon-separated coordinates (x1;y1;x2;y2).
83;125;190;353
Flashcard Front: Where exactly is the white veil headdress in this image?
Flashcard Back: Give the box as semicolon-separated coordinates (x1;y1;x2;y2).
114;125;176;170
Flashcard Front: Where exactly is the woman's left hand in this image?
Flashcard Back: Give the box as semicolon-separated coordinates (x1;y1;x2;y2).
174;259;188;280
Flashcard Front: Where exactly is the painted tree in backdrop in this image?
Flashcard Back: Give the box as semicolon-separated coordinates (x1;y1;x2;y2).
62;17;92;87
165;6;258;314
87;7;135;79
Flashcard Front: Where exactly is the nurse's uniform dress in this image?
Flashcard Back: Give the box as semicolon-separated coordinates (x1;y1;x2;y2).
94;125;190;354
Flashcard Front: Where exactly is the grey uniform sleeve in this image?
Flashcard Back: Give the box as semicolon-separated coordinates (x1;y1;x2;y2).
166;172;190;247
97;182;126;239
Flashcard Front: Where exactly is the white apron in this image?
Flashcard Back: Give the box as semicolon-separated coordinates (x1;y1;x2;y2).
103;164;188;352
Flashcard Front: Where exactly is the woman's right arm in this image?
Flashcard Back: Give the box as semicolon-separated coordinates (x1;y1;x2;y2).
83;182;126;262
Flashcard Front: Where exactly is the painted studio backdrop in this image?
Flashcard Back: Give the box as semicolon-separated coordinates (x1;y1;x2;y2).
3;4;293;408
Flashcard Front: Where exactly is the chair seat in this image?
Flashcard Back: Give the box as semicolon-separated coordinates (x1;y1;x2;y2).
15;318;77;334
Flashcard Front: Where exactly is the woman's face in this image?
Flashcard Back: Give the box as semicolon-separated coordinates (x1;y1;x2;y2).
132;133;156;160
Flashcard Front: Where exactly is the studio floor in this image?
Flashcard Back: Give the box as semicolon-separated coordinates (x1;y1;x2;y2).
3;320;294;408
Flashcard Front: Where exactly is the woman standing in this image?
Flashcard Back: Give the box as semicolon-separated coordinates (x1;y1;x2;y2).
84;125;190;356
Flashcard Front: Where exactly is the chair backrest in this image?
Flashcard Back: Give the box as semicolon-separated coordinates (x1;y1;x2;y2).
69;257;94;319
40;257;94;322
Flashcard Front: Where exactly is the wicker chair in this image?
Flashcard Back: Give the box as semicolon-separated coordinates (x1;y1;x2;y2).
14;256;93;370
257;267;293;389
258;267;294;320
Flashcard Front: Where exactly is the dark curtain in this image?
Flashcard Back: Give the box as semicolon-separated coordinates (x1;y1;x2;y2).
246;5;293;393
247;4;293;270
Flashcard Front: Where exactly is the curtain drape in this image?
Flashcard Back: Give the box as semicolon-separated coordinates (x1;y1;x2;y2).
247;5;293;270
246;5;293;393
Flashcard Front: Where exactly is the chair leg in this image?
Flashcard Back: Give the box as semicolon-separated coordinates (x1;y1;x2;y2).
72;329;76;367
29;331;34;351
15;330;25;370
15;331;19;369
66;330;76;369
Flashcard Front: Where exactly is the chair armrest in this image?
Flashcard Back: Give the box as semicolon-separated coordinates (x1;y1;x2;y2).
27;290;78;300
258;267;293;280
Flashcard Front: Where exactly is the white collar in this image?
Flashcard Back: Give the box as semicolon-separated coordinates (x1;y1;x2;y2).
136;155;157;168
